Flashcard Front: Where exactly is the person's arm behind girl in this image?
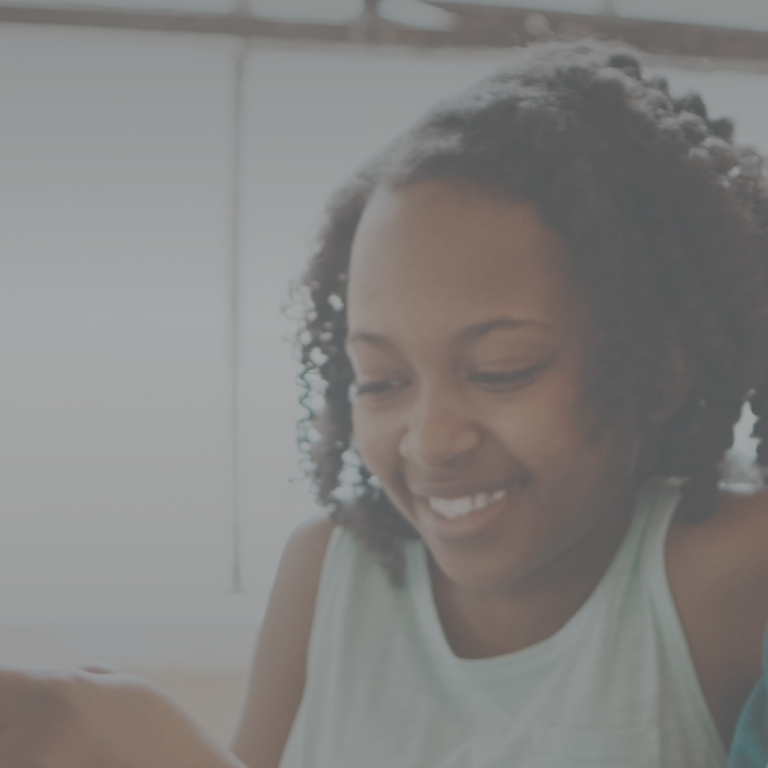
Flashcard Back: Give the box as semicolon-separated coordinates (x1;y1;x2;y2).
730;625;768;768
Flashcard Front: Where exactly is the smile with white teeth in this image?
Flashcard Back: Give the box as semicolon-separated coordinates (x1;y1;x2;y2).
428;488;507;519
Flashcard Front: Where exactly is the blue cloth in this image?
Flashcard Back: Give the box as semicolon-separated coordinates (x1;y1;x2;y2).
730;628;768;768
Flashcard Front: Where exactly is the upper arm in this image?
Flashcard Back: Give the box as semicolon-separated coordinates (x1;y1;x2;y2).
232;515;335;768
722;491;768;678
707;489;768;680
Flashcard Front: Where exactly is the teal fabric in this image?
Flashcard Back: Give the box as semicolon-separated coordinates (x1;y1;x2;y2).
729;628;768;768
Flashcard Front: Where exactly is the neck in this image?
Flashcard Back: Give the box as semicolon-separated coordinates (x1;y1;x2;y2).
430;487;637;659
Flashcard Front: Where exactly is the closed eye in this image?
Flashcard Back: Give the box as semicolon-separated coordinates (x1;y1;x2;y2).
469;364;545;391
351;379;410;399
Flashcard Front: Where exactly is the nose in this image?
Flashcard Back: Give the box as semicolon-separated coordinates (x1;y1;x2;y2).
399;383;481;468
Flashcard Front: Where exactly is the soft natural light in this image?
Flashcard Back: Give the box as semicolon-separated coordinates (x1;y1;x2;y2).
0;14;766;620
0;28;236;598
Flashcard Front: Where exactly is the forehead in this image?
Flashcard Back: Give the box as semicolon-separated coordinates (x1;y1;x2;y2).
346;181;591;340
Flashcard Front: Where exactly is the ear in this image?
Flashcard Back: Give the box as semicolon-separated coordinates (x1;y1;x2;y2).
648;339;694;425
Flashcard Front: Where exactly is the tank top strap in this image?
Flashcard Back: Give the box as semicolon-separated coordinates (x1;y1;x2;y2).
630;476;684;575
570;477;680;622
635;476;727;763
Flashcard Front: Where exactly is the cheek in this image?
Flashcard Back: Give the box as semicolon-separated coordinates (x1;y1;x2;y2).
508;390;641;497
351;404;400;480
490;376;598;460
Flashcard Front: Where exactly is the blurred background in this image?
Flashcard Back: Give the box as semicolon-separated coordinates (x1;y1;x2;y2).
0;0;767;745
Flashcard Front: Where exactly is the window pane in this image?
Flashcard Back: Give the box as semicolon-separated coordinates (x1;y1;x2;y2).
0;26;236;592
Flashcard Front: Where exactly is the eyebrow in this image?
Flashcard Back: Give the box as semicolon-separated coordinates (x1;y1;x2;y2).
345;318;552;349
458;318;553;342
345;331;393;350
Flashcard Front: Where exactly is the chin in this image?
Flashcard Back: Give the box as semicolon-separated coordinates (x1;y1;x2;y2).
427;540;534;595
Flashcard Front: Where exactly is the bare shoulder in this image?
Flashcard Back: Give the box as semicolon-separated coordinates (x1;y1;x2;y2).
232;515;335;768
665;486;768;743
668;485;768;680
712;487;768;617
276;513;337;593
717;485;768;551
676;486;768;597
253;514;336;656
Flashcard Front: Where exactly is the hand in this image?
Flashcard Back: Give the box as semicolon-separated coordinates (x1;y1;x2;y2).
0;664;246;768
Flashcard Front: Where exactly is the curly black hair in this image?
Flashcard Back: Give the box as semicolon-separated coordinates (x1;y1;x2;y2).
292;40;768;583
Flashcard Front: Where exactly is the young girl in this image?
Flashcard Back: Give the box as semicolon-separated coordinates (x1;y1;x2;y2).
232;40;768;768
0;38;765;768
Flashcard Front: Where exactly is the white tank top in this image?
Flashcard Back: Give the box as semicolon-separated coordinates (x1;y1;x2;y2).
279;478;727;768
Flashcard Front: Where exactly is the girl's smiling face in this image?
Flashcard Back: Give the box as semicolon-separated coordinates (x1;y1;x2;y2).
346;181;643;596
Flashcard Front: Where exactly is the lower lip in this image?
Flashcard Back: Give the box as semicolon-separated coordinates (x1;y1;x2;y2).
418;487;519;541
